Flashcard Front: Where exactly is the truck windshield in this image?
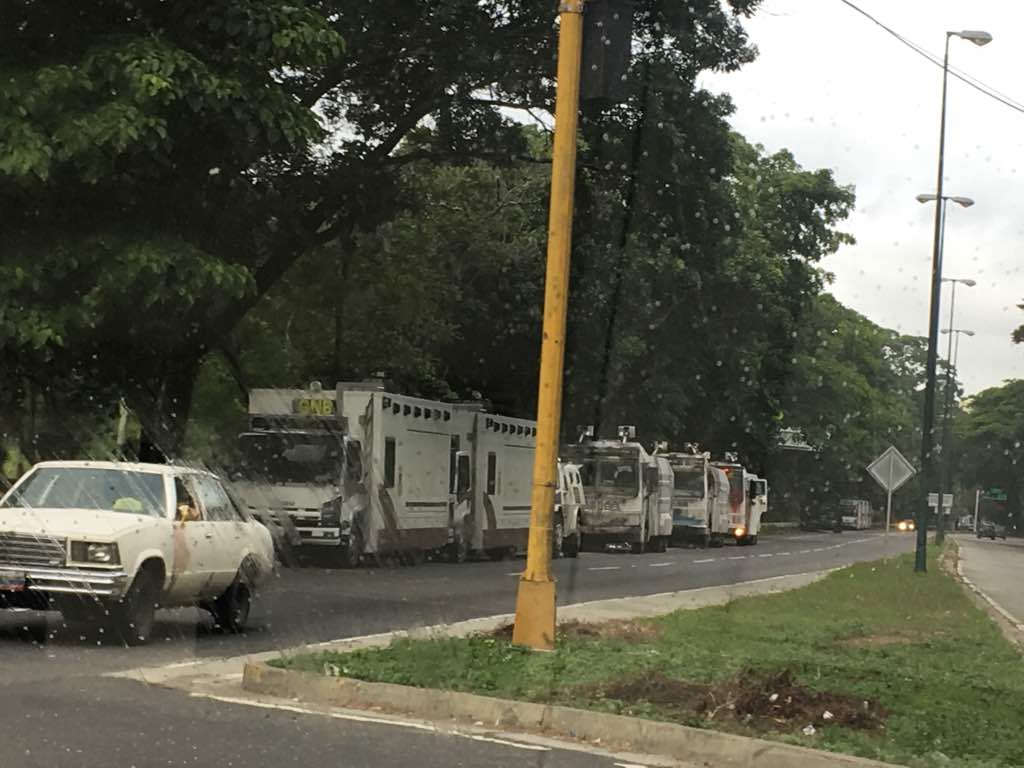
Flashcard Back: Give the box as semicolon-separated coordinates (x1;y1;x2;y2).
238;432;344;484
0;467;166;517
671;460;705;497
577;455;639;496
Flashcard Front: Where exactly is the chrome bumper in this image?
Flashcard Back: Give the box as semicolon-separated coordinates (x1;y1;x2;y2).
0;565;129;598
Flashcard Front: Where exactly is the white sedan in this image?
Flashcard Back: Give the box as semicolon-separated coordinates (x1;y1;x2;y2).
0;460;275;644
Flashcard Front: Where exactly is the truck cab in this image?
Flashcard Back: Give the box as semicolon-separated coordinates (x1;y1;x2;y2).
566;427;671;553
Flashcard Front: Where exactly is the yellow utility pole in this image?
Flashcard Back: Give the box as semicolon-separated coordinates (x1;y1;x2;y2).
512;0;586;651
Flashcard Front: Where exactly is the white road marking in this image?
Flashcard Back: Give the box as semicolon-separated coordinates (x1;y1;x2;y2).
693;558;715;563
799;549;812;554
506;572;520;577
614;763;651;768
588;566;621;572
812;548;824;552
728;555;746;560
778;552;791;556
649;562;672;568
757;553;773;558
191;692;550;751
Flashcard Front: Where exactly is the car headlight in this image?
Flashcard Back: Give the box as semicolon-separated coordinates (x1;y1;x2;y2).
734;526;746;538
71;542;121;565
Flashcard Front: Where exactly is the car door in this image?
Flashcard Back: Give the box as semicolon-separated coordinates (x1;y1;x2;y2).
193;475;245;594
167;474;220;602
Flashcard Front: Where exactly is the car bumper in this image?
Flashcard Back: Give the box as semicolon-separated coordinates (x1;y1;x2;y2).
0;565;129;599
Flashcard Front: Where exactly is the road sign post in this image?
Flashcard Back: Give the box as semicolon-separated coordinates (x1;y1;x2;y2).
867;446;917;542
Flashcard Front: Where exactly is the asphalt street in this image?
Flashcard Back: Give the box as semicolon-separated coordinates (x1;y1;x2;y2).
957;533;1024;628
0;529;916;768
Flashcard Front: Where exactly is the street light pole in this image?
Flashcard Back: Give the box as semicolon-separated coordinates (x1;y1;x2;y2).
915;29;991;573
938;326;974;537
935;282;974;544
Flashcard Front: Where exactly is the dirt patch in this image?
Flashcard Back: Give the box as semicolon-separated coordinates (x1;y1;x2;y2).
559;619;661;643
584;669;886;735
487;619;661;643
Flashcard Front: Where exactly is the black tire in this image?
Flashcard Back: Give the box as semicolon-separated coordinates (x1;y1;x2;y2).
339;526;364;568
112;570;160;646
701;532;711;549
487;546;514;562
748;534;758;546
563;532;580;558
552;518;565;559
212;578;252;634
655;536;668;553
709;534;724;548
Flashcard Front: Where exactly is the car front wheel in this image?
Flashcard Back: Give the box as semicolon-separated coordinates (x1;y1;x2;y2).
112;570;159;646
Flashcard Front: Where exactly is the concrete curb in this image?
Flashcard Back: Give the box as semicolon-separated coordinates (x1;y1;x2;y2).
242;662;903;768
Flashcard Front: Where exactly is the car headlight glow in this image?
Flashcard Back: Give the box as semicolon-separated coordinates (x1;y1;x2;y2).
71;541;121;565
734;526;746;538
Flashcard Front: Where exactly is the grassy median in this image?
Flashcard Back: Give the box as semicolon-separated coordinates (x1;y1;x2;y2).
274;546;1024;767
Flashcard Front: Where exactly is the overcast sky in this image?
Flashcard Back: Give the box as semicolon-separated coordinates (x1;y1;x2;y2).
699;0;1024;395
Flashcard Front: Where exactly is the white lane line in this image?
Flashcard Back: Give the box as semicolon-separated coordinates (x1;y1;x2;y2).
812;548;824;552
693;558;715;564
649;562;672;568
778;552;792;556
506;572;520;577
728;555;746;561
799;549;812;554
191;692;551;752
588;566;621;572
757;553;773;558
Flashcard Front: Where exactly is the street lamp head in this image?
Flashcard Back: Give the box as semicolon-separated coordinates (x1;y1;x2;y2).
950;196;975;208
961;279;977;287
956;30;993;46
962;329;976;336
942;277;977;286
916;193;937;203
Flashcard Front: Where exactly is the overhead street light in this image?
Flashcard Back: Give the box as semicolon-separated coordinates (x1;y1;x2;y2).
916;194;975;208
915;26;991;572
955;30;993;46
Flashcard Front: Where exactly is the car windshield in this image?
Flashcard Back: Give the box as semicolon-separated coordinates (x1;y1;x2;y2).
1;467;166;517
237;432;343;485
577;455;639;496
671;460;705;497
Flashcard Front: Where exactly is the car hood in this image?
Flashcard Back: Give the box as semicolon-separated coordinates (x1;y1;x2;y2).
0;507;164;540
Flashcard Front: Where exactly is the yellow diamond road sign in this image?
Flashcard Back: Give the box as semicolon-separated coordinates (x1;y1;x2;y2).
867;446;916;493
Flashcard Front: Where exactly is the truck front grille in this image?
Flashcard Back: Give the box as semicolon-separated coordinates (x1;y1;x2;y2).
0;532;68;568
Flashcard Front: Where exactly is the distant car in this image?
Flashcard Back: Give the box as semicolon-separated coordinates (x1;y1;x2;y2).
896;518;916;532
0;461;275;644
977;520;1006;540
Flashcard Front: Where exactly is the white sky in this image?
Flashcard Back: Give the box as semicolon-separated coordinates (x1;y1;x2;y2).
699;0;1024;394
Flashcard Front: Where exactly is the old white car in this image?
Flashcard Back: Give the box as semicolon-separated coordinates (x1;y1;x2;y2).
0;460;275;644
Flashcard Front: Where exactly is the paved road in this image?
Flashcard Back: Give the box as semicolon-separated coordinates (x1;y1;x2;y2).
0;530;913;768
957;533;1024;628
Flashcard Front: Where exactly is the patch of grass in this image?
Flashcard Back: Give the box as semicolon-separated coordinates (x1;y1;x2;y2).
273;546;1024;767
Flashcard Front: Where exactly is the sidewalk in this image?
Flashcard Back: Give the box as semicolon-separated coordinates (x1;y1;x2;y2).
955;535;1024;641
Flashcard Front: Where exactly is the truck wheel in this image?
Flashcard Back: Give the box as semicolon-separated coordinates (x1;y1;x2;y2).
747;534;758;546
212;574;252;634
112;570;159;646
552;519;565;559
654;536;668;553
487;546;515;562
700;532;710;549
563;532;580;558
339;527;364;568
